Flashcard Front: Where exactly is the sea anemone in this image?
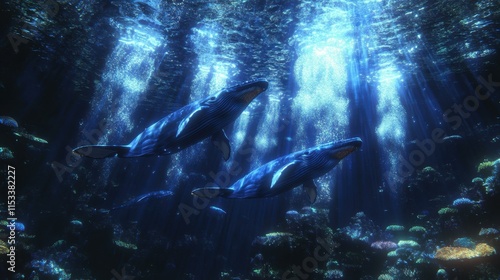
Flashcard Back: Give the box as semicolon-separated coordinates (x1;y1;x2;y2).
385;225;405;232
438;207;458;215
409;226;427;234
387;250;398;258
452;198;475;207
378;274;394;280
371;241;398;250
478;228;499;236
397;240;420;248
453;237;475;249
436;268;447;279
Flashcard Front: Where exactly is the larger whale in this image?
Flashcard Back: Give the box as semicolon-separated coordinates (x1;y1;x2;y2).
192;137;362;203
73;79;269;159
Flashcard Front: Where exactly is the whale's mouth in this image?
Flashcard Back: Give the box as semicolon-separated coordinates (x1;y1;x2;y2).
330;138;362;160
332;146;358;160
240;86;266;103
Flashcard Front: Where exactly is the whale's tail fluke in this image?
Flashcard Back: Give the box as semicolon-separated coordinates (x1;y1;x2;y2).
191;187;234;198
73;145;130;159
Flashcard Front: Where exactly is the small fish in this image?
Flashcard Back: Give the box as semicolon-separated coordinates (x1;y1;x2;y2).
209;206;227;215
443;135;463;142
13;131;48;144
5;221;25;231
70;220;83;227
111;190;173;210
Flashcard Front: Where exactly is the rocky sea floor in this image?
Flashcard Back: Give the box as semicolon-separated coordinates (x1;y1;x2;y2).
1;158;499;279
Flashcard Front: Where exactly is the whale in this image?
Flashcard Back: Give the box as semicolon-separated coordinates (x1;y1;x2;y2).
191;137;362;203
110;190;173;211
73;79;269;160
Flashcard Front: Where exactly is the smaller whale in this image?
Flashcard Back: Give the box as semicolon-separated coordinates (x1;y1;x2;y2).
111;190;173;210
73;79;269;160
192;137;362;203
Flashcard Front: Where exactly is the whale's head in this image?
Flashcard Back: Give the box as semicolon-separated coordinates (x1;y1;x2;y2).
215;79;269;107
301;137;362;170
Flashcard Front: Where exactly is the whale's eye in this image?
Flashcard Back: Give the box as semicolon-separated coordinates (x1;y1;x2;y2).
301;151;311;159
204;96;216;104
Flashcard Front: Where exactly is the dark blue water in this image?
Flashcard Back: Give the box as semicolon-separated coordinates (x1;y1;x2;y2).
1;0;499;279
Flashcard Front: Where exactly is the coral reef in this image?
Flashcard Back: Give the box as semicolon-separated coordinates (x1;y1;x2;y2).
478;227;499;237
408;226;427;234
453;237;476;249
0;240;9;254
397;240;420;248
477;161;494;177
371;241;398;251
385;225;405;232
438;207;458;215
0;146;14;159
452;197;476;207
472;177;484;187
434;243;496;261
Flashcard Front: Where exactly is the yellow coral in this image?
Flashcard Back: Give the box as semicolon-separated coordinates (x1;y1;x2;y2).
435;243;496;261
477;161;494;176
475;243;496;257
435;246;478;260
0;240;9;254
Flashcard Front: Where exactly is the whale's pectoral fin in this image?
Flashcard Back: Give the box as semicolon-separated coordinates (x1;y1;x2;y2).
303;180;318;203
73;145;130;159
176;107;205;138
271;161;298;189
191;187;234;198
211;129;231;160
